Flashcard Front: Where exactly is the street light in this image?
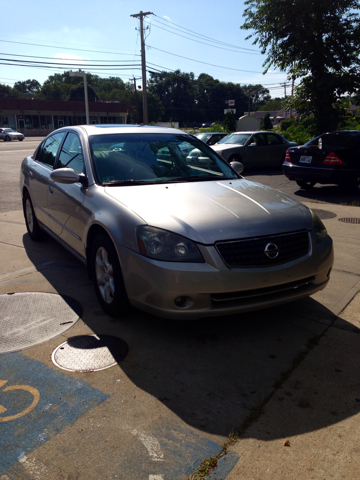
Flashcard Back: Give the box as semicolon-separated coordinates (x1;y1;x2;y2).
69;71;89;125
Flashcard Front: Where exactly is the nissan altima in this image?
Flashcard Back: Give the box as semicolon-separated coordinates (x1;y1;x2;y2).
20;125;333;320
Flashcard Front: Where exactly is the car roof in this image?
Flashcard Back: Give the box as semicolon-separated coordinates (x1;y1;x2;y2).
194;132;226;135
54;124;186;137
230;131;281;134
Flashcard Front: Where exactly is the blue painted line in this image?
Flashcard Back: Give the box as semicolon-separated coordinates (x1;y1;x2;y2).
206;451;240;479
0;352;109;475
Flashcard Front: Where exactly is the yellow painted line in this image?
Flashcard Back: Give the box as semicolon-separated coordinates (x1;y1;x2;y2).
0;380;40;422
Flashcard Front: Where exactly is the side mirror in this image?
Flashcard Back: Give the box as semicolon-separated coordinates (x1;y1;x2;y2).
51;168;87;187
249;142;257;147
230;161;244;174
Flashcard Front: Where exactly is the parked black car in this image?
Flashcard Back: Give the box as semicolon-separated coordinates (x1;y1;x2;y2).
283;130;360;190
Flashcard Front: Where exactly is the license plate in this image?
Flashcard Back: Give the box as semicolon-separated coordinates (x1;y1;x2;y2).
299;155;312;163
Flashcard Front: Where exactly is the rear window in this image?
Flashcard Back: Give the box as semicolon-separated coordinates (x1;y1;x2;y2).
306;133;360;149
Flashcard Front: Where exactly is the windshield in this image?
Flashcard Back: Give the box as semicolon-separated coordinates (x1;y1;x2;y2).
217;133;251;145
3;128;15;133
194;133;211;142
89;133;237;186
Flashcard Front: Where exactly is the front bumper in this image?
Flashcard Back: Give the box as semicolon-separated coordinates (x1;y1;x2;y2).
117;235;334;320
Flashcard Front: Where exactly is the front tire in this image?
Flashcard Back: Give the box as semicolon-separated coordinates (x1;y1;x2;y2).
296;180;316;190
91;234;130;317
229;154;242;163
23;191;45;241
5;136;11;141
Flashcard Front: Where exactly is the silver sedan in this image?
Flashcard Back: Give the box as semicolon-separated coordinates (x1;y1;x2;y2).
0;128;24;141
20;125;333;320
211;131;296;168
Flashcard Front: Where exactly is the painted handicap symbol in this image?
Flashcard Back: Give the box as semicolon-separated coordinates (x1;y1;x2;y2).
0;380;40;422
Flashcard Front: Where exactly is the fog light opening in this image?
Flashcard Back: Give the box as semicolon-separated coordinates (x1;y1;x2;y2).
174;296;193;308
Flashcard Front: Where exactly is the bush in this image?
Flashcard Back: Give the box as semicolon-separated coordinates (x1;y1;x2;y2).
282;124;312;145
224;111;236;132
280;118;295;132
199;123;224;133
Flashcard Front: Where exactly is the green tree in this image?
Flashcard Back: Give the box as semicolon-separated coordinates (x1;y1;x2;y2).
13;79;41;98
148;70;196;124
0;83;13;98
259;98;283;111
241;0;360;134
68;83;98;102
241;84;271;111
261;112;273;130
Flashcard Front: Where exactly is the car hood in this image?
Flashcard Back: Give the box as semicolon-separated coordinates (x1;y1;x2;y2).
105;179;312;244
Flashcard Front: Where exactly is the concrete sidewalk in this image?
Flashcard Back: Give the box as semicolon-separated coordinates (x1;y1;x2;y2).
0;201;359;480
208;201;360;480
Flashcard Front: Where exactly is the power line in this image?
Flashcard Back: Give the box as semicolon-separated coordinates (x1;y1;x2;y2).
0;39;140;57
149;21;261;55
147;46;276;74
151;15;260;54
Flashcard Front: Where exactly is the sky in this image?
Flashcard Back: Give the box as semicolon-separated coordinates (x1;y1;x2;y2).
0;0;291;99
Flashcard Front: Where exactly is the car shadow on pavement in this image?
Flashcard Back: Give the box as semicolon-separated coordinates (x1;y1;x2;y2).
22;232;360;440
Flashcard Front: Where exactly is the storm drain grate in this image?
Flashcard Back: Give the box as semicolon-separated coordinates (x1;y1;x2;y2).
52;335;129;372
338;218;360;224
312;209;337;220
0;292;81;354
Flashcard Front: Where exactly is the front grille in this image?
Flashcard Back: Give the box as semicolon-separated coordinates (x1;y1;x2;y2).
211;276;315;303
215;230;310;267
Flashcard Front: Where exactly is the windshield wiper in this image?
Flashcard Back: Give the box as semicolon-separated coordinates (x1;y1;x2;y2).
102;179;150;186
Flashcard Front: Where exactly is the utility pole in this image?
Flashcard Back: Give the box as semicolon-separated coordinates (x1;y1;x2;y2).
281;82;287;98
131;11;153;124
69;71;89;125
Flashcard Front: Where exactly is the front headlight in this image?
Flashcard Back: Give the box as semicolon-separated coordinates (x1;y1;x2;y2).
311;210;328;243
137;226;204;263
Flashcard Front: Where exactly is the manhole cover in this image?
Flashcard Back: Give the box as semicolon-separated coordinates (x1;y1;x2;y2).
52;335;128;372
0;293;81;354
312;209;337;219
338;218;360;224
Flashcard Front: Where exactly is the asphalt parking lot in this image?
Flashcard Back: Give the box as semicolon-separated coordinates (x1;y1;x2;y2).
1;137;360;479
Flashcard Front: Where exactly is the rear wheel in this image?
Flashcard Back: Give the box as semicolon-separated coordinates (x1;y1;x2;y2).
5;136;10;141
296;180;316;190
23;191;44;241
91;234;130;317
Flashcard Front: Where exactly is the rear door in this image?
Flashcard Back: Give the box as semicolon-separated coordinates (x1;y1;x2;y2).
265;133;288;166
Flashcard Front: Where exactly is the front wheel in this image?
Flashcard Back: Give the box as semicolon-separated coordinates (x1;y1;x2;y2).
228;154;242;163
296;180;316;190
23;191;45;241
5;136;11;141
91;234;130;317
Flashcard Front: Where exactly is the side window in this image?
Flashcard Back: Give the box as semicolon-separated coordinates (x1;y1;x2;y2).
253;134;266;146
266;134;283;145
37;133;66;168
57;133;84;174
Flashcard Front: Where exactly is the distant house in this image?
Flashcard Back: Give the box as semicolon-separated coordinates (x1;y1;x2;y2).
242;107;292;126
0;98;131;136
